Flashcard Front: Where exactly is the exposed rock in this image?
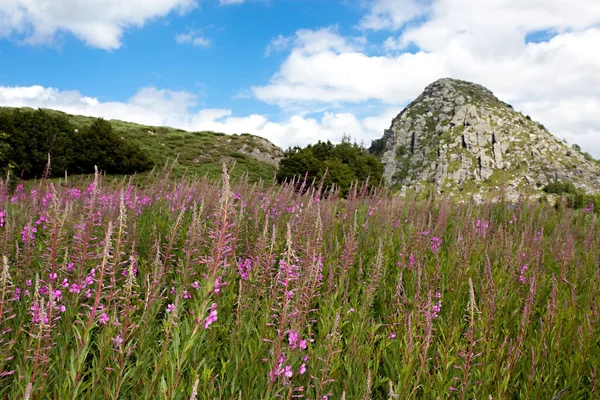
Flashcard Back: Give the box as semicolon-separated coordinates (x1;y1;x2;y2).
373;78;600;199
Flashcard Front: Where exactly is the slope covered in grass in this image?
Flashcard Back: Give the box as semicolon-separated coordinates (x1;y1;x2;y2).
0;107;283;183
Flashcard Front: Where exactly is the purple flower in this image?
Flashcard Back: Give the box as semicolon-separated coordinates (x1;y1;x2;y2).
283;365;293;379
166;303;175;313
113;335;124;348
430;236;443;253
212;276;226;294
61;278;69;288
70;283;81;294
98;313;109;324
191;281;200;290
288;331;298;348
389;332;396;339
299;363;307;375
59;305;66;313
204;303;218;329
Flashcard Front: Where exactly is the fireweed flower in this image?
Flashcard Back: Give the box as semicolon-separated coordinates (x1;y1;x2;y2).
0;210;5;227
212;276;226;294
20;225;36;244
519;265;529;284
236;258;253;280
191;281;200;290
98;313;109;324
431;293;442;319
269;354;287;381
430;237;443;253
61;278;69;288
475;219;489;237
389;332;396;339
166;304;175;313
204;303;218;329
299;363;307;375
70;283;81;294
113;335;124;348
183;291;191;299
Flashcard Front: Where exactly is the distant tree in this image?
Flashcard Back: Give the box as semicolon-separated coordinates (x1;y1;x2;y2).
0;108;153;179
277;137;383;196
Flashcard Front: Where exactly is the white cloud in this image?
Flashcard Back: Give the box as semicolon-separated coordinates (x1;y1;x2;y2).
175;30;211;47
251;2;600;157
265;34;293;56
0;0;197;50
359;0;431;31
0;84;389;150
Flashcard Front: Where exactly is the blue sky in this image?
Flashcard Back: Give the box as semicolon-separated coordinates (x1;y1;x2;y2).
1;0;599;156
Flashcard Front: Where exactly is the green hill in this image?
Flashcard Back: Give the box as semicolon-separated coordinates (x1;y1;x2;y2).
0;107;283;183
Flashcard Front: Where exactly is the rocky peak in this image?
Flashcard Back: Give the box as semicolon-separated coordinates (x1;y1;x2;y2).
374;78;600;200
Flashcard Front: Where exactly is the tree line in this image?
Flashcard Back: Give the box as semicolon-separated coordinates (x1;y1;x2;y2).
0;108;153;179
276;137;383;195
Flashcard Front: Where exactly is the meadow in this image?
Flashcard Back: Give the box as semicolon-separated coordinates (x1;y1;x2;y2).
0;165;598;399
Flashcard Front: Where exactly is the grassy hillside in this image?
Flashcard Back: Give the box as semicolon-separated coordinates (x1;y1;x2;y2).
1;107;283;183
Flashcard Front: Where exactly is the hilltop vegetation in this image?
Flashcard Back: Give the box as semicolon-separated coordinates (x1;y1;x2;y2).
0;108;153;179
277;138;383;195
0;107;283;183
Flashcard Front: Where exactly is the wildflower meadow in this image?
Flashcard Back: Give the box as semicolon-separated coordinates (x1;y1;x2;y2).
0;165;598;399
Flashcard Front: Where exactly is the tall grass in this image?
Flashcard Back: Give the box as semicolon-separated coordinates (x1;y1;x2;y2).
0;165;598;399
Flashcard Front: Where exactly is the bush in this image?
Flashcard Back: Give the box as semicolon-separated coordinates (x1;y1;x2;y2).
277;137;383;196
544;181;598;211
0;108;154;178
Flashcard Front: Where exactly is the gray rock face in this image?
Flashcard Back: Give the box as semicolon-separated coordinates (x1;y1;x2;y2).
376;78;600;200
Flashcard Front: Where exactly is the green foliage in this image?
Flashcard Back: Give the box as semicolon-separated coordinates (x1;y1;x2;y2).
277;137;383;195
544;181;600;210
0;108;153;179
368;137;386;156
543;181;577;195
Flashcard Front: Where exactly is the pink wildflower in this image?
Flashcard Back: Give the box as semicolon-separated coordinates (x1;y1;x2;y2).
299;363;307;375
98;313;109;324
204;303;218;329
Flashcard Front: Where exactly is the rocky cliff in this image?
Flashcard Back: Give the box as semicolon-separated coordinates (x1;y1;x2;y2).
373;78;600;200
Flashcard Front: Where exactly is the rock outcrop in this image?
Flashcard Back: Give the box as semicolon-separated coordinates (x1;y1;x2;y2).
373;78;600;200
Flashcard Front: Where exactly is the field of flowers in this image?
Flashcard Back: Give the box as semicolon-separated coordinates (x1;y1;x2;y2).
0;165;598;399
